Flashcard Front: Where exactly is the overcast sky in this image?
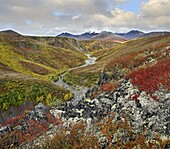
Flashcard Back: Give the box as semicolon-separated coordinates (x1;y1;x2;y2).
0;0;169;35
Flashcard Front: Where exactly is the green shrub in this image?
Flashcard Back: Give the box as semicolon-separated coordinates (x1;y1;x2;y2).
0;79;71;110
64;72;99;87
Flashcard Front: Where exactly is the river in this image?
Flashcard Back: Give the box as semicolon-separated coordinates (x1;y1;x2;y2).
55;54;97;105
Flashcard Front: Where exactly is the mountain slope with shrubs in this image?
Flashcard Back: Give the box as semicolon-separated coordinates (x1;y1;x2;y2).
0;30;87;117
0;30;87;78
65;35;170;87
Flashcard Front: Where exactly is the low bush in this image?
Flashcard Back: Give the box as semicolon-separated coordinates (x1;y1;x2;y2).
38;114;170;149
0;80;71;110
100;82;118;93
39;122;101;149
126;58;170;99
64;72;99;87
0;113;62;148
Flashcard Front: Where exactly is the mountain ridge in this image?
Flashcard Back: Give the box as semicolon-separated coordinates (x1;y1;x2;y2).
58;30;170;40
58;31;127;42
116;30;145;39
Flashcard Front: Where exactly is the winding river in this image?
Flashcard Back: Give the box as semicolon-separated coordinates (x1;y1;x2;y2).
55;54;97;105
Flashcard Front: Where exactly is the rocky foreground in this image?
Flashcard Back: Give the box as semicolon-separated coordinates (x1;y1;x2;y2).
49;78;170;143
52;78;170;133
0;73;170;148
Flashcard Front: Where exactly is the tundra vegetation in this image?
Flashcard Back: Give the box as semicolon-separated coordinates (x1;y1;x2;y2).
0;31;170;148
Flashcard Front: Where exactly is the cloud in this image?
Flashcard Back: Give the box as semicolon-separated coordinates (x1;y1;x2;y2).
141;0;170;17
139;0;170;29
94;8;135;27
0;0;169;35
93;0;170;32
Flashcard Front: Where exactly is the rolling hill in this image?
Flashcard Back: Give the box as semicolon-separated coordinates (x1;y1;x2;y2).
0;30;88;113
0;30;87;78
1;30;170;115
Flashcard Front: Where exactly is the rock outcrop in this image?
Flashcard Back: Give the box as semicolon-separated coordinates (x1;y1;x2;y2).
51;79;170;137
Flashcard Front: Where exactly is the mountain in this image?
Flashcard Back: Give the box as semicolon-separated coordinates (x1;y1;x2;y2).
0;29;21;36
116;30;145;39
78;32;98;40
1;30;170;148
58;32;98;40
57;32;78;39
139;31;170;38
90;31;127;42
116;30;170;39
58;31;126;42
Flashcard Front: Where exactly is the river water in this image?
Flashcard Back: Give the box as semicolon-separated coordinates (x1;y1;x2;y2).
55;54;97;105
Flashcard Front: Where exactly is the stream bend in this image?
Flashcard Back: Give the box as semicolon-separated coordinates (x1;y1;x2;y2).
55;54;97;105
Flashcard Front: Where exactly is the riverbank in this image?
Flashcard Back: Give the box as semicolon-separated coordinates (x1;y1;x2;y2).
54;53;97;105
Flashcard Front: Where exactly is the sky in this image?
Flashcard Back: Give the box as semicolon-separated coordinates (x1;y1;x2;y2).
0;0;169;35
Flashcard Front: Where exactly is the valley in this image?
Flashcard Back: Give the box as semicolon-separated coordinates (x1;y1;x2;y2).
0;30;170;148
55;54;97;106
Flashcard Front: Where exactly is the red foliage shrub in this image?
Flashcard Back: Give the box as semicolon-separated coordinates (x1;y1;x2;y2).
2;115;25;127
0;112;62;147
106;53;138;70
100;82;118;92
126;58;170;99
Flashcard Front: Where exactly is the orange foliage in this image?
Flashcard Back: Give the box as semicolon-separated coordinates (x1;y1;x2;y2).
100;82;118;93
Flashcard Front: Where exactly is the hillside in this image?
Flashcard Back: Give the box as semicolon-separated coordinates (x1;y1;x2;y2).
0;30;88;116
64;34;170;86
0;30;87;78
80;40;121;56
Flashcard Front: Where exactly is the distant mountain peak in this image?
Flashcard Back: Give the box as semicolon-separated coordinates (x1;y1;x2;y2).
58;32;74;36
100;31;112;34
116;30;170;39
127;30;144;33
0;29;21;35
90;31;127;42
57;32;78;39
116;30;145;39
